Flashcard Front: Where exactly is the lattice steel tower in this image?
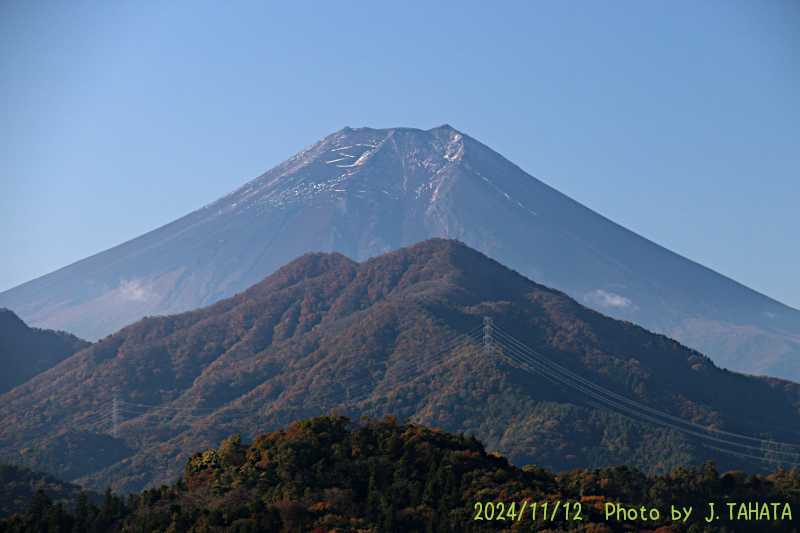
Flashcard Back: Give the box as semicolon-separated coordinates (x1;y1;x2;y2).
112;394;119;438
483;317;493;354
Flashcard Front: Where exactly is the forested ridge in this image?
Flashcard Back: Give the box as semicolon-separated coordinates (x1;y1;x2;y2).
0;462;102;519
0;308;90;395
1;414;798;532
1;239;799;494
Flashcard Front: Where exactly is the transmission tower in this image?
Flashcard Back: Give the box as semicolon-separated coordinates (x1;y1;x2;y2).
112;394;119;438
483;317;493;354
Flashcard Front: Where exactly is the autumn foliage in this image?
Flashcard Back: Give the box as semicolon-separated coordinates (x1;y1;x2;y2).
2;413;799;532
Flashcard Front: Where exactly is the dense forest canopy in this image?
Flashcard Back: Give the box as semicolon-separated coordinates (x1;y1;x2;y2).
1;414;798;532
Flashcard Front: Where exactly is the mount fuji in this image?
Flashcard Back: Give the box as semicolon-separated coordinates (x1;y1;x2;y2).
1;125;798;381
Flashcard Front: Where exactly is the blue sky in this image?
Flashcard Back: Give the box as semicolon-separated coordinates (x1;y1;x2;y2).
2;1;799;309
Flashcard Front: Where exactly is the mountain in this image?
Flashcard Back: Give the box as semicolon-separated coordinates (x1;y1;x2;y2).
0;308;90;394
0;125;798;380
1;239;798;493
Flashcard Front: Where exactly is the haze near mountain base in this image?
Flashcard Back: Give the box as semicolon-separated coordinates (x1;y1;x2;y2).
1;125;798;381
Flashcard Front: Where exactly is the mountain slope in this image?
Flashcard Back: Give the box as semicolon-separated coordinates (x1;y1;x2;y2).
1;126;798;381
1;239;798;493
0;308;90;394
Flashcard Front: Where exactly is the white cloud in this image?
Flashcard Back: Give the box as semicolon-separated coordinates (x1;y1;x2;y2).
586;289;637;310
118;279;154;302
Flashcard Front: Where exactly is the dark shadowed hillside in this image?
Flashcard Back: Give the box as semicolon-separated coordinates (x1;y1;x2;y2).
0;462;101;519
1;239;799;494
0;308;90;394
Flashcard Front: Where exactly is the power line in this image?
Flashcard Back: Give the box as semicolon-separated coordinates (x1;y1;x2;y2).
105;324;484;436
299;326;485;408
18;318;797;471
488;325;800;466
14;404;112;442
496;322;800;439
497;342;800;466
493;325;800;451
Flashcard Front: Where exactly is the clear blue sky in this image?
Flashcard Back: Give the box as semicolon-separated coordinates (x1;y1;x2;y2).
2;1;799;309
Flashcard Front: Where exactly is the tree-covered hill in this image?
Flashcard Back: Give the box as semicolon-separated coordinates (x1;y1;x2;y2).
2;414;798;533
0;308;90;394
0;462;101;519
1;239;799;493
